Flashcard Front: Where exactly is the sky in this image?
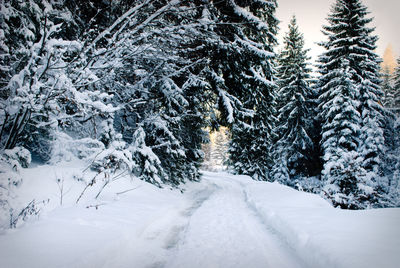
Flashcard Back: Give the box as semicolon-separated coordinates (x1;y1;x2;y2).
275;0;400;64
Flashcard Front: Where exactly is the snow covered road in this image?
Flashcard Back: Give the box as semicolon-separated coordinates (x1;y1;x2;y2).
164;173;304;268
109;172;304;268
1;168;399;268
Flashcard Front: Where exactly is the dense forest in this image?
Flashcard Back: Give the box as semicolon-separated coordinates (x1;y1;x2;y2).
1;0;399;219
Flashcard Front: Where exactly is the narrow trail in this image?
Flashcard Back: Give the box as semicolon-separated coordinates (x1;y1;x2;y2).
71;172;308;268
155;173;305;268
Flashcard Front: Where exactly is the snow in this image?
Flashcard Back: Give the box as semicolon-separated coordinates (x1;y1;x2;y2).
218;88;235;124
0;166;399;268
232;4;270;31
244;179;400;268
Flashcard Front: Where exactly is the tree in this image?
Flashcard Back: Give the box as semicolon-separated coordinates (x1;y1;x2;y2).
0;0;118;161
210;128;229;168
272;16;315;185
316;0;385;208
0;0;69;156
382;57;400;206
392;57;400;113
381;44;397;74
81;0;226;185
319;61;376;209
204;0;279;180
380;66;394;108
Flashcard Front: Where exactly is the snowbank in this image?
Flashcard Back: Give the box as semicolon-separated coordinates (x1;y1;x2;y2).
242;178;400;268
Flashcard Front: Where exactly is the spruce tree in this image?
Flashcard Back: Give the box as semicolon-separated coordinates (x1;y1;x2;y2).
205;0;279;180
380;66;394;108
381;109;400;207
317;0;385;208
210;129;229;168
272;16;314;186
383;57;400;205
319;60;376;209
393;57;400;113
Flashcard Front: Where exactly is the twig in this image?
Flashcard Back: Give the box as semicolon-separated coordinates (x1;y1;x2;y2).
116;186;141;195
86;203;106;210
95;178;110;199
76;173;99;203
82;148;106;173
95;170;129;199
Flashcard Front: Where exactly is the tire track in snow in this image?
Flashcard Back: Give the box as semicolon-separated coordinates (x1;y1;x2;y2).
143;181;220;268
238;177;331;268
241;186;309;268
163;182;220;250
97;180;218;268
227;176;308;268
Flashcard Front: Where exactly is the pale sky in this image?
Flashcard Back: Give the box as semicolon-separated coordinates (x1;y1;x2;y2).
275;0;400;64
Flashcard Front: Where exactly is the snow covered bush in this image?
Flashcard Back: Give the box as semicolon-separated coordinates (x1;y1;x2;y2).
50;132;105;163
322;151;377;209
0;147;34;229
2;146;31;169
0;147;31;198
8;199;48;229
72;119;136;201
130;127;165;187
92;119;135;177
294;176;323;194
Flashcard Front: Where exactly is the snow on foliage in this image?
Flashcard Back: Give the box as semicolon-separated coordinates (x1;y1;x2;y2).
0;0;399;215
272;16;316;185
316;0;388;209
0;147;33;228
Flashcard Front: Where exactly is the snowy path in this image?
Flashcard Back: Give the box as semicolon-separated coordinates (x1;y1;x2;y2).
1;169;400;268
107;172;304;268
163;173;304;268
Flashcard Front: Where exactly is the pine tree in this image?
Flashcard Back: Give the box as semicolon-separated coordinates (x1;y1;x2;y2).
381;66;394;108
272;16;315;186
393;57;400;114
381;109;400;207
319;61;377;209
204;0;279;180
210;128;229;168
317;0;385;208
383;57;400;206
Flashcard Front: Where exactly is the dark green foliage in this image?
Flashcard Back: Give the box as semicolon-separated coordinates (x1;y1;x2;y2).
272;16;317;185
204;0;279;180
316;0;386;209
393;57;400;113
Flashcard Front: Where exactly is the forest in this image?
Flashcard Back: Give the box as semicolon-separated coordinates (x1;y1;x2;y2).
1;0;400;228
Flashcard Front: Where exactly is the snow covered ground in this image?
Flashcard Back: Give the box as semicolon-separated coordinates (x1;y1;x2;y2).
0;164;399;268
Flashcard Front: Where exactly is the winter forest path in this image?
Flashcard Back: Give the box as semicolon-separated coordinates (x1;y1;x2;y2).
2;170;399;268
139;172;306;268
